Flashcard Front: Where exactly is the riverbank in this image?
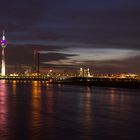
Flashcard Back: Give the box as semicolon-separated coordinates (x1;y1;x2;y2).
57;77;140;89
0;76;140;89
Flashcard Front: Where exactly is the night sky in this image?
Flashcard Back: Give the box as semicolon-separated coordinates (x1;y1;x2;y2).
0;0;140;74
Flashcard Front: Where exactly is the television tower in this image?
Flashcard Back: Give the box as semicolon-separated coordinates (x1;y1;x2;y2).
1;31;7;76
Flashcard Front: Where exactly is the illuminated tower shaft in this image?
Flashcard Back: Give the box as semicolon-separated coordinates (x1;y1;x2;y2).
1;32;7;76
1;47;5;75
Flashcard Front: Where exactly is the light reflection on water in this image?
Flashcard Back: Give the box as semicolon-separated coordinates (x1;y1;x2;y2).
0;80;140;139
83;87;92;123
83;87;93;140
12;80;17;96
0;80;7;127
30;81;41;128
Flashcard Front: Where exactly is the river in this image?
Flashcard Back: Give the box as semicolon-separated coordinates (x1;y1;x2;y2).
0;80;140;140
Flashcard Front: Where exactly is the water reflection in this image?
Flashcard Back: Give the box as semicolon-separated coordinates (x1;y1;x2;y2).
0;81;140;140
0;80;8;137
84;87;92;123
32;81;42;97
30;82;57;139
31;81;41;127
110;88;116;106
47;84;54;113
12;80;17;95
83;87;93;139
57;84;62;96
109;88;130;112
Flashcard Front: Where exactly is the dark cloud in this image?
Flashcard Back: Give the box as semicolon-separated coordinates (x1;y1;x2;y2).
0;0;140;73
58;8;140;50
1;43;75;65
0;0;45;33
41;52;77;62
1;44;52;65
79;56;140;74
0;0;44;20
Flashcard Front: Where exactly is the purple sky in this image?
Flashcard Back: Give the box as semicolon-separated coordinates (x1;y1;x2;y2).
0;0;140;73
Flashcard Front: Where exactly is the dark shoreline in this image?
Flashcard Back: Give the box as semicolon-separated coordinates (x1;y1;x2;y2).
1;77;140;89
56;77;140;89
57;80;140;89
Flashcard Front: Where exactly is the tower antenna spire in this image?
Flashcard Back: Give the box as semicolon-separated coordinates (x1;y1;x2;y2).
2;30;5;40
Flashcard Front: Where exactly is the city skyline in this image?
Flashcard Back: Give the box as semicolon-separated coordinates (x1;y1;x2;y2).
0;0;140;74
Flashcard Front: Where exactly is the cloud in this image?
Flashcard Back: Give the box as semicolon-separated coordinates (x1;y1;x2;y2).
0;0;44;21
0;0;45;34
4;43;64;64
2;42;140;74
40;48;140;74
57;48;140;61
40;52;77;62
1;0;140;51
1;0;140;73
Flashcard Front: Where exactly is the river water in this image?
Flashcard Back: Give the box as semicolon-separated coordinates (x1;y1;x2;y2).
0;80;140;140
